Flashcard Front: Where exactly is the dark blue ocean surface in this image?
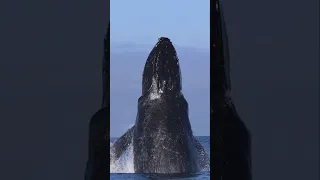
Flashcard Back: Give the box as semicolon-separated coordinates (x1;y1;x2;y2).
110;136;210;180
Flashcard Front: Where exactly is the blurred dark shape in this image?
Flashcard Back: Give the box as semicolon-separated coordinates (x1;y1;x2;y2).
84;22;110;180
211;1;252;179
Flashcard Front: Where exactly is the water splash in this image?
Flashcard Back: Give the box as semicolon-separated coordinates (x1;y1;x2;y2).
110;142;135;173
110;138;210;173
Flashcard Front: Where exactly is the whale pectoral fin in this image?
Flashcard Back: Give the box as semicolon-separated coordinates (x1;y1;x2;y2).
110;125;135;160
194;137;210;169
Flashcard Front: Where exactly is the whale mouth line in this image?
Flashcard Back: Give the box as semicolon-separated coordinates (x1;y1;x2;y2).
142;37;182;96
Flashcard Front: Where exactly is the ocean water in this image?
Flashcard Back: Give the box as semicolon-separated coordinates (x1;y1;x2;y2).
110;136;210;180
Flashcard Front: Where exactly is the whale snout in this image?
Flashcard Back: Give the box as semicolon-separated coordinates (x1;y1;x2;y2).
142;37;182;95
158;37;171;43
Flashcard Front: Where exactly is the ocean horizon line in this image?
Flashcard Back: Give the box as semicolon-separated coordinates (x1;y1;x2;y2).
110;135;210;139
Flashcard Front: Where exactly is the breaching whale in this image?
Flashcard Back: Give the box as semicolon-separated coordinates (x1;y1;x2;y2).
110;37;209;173
84;22;110;180
211;1;252;179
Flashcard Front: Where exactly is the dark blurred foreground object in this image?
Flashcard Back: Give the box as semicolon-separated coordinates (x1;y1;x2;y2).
84;22;110;180
211;1;252;179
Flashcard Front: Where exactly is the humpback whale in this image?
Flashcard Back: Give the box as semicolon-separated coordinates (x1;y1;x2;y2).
211;1;252;179
84;22;110;180
110;37;209;173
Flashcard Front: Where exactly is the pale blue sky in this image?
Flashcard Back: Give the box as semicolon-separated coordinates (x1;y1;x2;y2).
110;0;210;137
110;0;210;48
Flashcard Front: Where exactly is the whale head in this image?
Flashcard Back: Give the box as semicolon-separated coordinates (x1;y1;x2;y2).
142;37;182;96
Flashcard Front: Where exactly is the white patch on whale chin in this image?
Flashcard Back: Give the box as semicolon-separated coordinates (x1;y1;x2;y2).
149;77;163;100
149;92;161;100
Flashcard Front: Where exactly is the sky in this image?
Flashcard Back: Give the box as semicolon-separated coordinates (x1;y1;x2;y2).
110;0;210;48
110;0;210;137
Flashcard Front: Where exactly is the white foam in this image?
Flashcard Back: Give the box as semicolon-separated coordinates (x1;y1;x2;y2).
110;137;210;173
110;143;135;173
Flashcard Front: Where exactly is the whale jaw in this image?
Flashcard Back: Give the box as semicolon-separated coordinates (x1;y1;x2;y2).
142;37;182;96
